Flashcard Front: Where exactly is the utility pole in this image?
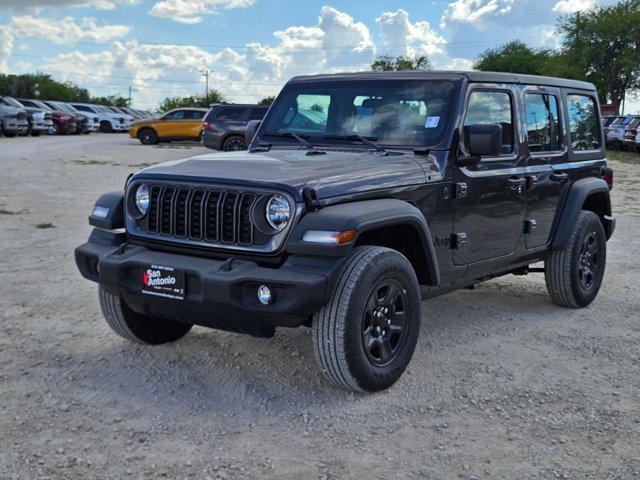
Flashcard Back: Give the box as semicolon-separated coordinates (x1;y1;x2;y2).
128;86;138;107
201;68;209;99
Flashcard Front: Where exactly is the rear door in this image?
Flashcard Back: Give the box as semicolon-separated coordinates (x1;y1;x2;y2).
183;109;206;137
521;86;568;249
453;84;526;265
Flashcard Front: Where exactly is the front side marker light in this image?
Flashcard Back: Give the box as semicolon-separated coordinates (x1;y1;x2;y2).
92;205;109;219
302;229;357;245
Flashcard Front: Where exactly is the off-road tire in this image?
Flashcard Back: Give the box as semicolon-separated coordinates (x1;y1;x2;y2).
545;210;606;308
139;128;158;145
222;135;245;151
312;246;421;393
100;121;113;133
99;286;192;344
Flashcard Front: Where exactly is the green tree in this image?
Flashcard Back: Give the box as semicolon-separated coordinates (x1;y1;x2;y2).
0;72;91;101
558;0;640;110
91;95;130;107
258;96;275;105
157;90;225;112
473;40;556;76
371;55;431;71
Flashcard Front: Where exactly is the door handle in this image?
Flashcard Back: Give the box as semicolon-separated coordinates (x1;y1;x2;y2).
507;178;526;191
550;172;569;182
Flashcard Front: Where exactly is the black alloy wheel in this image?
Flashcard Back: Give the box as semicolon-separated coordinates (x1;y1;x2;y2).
362;279;408;367
577;230;599;290
222;136;245;151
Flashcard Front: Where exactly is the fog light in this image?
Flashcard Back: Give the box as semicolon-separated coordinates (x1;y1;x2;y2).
257;285;272;305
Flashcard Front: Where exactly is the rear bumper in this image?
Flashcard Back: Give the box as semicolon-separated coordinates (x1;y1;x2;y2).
202;131;223;150
75;229;343;336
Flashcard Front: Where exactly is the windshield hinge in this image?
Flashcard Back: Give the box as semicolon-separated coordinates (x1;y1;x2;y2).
302;186;322;212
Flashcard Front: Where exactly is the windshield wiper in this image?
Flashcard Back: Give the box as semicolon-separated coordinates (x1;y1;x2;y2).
323;134;388;154
261;132;326;155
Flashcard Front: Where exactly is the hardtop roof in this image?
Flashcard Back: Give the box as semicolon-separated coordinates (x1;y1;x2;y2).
287;70;596;91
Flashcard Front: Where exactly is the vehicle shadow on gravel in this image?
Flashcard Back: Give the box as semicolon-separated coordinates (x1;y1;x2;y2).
64;276;565;416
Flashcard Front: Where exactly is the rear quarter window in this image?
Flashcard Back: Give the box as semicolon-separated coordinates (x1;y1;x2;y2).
567;94;601;151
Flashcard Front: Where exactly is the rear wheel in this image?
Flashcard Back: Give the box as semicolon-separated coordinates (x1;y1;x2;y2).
31;130;42;137
545;210;606;308
312;246;421;393
99;287;192;344
222;135;245;151
139;128;158;145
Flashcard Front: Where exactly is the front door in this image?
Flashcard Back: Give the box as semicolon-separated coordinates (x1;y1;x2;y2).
453;86;526;265
522;86;568;249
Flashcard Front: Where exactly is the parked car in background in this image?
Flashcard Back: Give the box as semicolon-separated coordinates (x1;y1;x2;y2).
129;108;207;145
621;116;640;149
202;104;269;151
69;103;128;133
635;129;640;153
17;98;77;135
42;101;89;134
0;98;31;137
606;115;636;147
118;107;145;120
604;116;625;142
0;96;51;136
44;100;98;134
104;106;135;130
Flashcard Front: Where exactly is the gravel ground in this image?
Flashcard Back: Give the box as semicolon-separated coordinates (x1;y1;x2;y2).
1;134;639;480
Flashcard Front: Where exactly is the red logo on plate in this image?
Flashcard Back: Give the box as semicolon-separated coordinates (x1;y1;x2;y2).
143;272;151;286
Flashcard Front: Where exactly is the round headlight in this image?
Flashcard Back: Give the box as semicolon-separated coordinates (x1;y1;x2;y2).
135;184;150;214
265;194;291;231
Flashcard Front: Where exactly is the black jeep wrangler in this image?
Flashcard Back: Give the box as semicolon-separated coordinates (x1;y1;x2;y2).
75;71;615;393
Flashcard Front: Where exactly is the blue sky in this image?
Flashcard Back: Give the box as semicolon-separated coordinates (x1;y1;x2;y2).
1;0;635;111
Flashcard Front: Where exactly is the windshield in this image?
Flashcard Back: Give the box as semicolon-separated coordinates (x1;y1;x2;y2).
1;97;24;108
259;80;456;148
50;102;74;113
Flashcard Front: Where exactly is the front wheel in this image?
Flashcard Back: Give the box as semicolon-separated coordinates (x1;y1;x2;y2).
99;287;192;344
138;128;158;145
313;246;421;393
545;210;606;308
100;121;113;133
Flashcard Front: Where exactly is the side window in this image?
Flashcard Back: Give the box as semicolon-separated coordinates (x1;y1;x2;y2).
164;110;185;120
216;108;244;121
74;105;91;112
464;90;514;155
525;93;562;153
247;107;267;121
184;110;204;120
567;94;601;151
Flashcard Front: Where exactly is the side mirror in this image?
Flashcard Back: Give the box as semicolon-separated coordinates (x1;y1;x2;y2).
245;120;261;146
466;123;502;157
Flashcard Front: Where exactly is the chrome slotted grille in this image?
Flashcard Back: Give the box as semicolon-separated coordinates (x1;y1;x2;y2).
140;184;261;247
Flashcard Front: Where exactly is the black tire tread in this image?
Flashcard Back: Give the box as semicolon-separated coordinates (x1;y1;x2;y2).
545;210;604;308
99;286;147;343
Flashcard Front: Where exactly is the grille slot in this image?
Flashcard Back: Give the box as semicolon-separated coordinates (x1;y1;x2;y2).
137;184;276;249
147;186;161;233
238;193;256;245
174;188;190;237
159;187;175;235
221;192;239;244
188;189;206;239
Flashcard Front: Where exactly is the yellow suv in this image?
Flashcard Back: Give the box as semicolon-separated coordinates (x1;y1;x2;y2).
130;108;208;145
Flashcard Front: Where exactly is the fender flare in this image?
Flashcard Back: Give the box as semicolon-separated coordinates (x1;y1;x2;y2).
551;177;612;250
287;198;440;286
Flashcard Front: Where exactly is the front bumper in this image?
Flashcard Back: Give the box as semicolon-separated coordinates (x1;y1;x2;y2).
3;120;29;134
75;229;343;337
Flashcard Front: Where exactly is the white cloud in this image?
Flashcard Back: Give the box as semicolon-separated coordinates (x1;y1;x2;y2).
0;0;139;10
0;25;14;73
149;0;256;24
10;15;131;44
552;0;596;13
441;0;515;28
376;9;446;57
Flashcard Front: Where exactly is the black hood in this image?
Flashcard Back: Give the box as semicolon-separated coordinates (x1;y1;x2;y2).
135;149;437;201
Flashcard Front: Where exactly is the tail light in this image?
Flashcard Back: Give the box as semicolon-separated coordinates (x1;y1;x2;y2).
203;121;211;130
602;167;613;190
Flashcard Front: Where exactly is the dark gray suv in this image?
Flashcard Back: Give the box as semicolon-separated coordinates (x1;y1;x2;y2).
201;104;268;151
